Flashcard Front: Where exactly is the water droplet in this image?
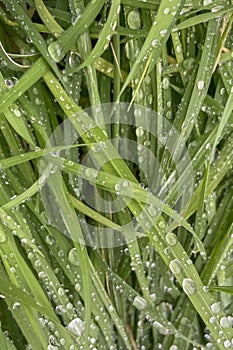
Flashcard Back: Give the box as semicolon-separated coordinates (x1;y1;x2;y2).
134;108;142;118
58;287;65;296
85;168;98;180
220;317;231;328
162;77;170;89
12;302;20;310
75;283;81;292
197;80;205;90
67;317;85;337
151;39;160;48
169;346;178;350
160;29;167;37
166;232;177;246
48;42;63;63
136;127;144;137
68;248;80;266
158;221;165;229
182;278;197;295
127;10;141;30
163;8;170;15
209;316;216;324
148;204;157;217
169;259;183;275
133;296;147;310
0;229;7;243
210;303;220;314
223;340;231;349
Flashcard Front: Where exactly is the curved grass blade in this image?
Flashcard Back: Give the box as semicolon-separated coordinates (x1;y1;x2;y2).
48;0;105;62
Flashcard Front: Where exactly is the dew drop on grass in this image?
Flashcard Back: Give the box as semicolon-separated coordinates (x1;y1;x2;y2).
68;248;80;266
133;296;147;310
220;317;231;328
136;127;144;137
162;77;170;89
182;278;197;295
160;29;167;37
85;168;98;180
151;39;160;48
48;345;58;350
169;346;178;350
158;221;165;229
197;80;205;90
166;232;177;246
210;302;221;314
127;10;141;30
48;42;62;63
0;229;7;243
58;287;65;296
169;259;183;275
163;8;170;15
67;317;85;337
209;316;216;324
75;283;81;292
223;340;232;349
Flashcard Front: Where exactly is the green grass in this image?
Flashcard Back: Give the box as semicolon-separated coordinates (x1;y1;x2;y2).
0;0;233;349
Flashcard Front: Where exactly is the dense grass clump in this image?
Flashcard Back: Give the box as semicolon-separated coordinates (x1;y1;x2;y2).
0;0;233;349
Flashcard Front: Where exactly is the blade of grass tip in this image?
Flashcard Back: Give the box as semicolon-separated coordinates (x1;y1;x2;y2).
209;286;233;295
76;0;120;70
118;0;186;99
0;0;62;80
175;5;233;31
47;0;105;62
34;0;63;38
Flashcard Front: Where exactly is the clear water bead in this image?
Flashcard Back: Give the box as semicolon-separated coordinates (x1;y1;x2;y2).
169;259;183;275
197;80;205;90
182;278;197;295
127;10;141;30
68;248;80;266
220;317;231;328
210;303;220;314
133;296;147;310
67;317;85;337
166;232;177;246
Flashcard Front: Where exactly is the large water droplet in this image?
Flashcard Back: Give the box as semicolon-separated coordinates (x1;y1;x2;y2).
182;278;197;295
67;317;85;337
133;296;147;310
127;10;141;30
220;317;231;328
210;302;220;314
197;80;205;90
0;229;7;243
68;248;80;266
166;232;178;246
48;42;63;63
169;259;183;275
